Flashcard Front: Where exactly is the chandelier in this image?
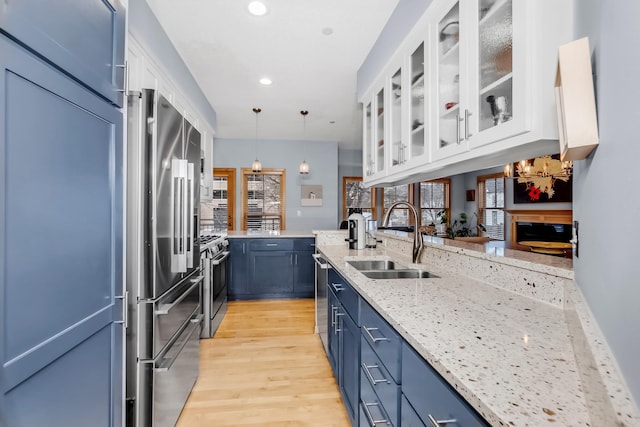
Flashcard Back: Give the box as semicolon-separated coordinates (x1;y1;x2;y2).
504;156;572;180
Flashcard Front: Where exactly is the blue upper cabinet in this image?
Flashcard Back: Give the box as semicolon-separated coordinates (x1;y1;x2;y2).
0;0;126;107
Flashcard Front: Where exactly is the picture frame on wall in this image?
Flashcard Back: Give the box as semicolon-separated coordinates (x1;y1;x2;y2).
301;184;323;206
512;154;573;203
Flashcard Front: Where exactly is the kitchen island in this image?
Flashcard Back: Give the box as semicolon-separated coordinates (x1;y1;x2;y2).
315;230;639;426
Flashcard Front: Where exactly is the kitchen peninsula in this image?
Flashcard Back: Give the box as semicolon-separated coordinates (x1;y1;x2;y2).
315;230;638;426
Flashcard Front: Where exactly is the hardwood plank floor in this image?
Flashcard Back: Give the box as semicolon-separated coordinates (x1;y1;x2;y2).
176;299;350;426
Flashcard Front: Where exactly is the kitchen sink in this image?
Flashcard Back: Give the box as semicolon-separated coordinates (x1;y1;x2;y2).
347;260;396;270
361;269;439;279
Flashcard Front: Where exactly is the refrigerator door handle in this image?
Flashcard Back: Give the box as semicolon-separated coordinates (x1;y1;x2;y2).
186;162;194;268
171;158;188;273
181;159;189;271
155;275;204;315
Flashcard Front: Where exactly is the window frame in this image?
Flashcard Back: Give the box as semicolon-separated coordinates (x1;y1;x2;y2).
342;176;377;220
241;168;286;231
382;184;415;226
212;168;236;231
417;178;451;227
477;172;506;241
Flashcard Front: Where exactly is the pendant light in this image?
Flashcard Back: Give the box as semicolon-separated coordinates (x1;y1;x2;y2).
252;107;262;172
299;110;310;174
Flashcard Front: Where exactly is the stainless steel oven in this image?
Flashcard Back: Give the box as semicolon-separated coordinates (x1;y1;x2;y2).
313;253;331;355
200;235;229;338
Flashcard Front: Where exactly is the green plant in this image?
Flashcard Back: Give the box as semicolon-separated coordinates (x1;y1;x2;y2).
437;210;448;224
446;212;478;239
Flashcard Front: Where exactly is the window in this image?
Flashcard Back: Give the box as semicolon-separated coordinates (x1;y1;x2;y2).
418;179;450;226
342;176;376;220
478;173;505;240
382;184;412;226
211;168;235;231
241;168;286;231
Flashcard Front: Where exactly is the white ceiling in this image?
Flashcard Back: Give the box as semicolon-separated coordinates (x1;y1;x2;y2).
145;0;399;150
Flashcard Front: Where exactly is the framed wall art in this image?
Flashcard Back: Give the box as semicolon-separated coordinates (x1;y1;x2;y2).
512;154;573;203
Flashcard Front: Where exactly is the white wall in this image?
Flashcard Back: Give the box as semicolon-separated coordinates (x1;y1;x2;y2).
213;138;339;231
573;0;640;405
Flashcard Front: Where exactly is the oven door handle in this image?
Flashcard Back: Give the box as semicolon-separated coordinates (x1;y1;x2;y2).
211;251;230;266
155;276;203;315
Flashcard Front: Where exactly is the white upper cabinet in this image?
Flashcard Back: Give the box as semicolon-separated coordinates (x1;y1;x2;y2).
361;0;573;186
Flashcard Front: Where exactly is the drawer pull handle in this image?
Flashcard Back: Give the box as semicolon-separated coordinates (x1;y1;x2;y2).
362;363;390;385
266;243;278;246
330;282;345;292
331;305;338;327
427;414;457;427
363;326;389;343
362;401;389;426
334;311;344;332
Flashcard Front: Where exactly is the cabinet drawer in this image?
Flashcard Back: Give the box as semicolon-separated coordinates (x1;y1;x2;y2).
360;365;397;427
360;300;401;383
361;337;400;426
401;343;488;427
328;269;359;322
249;238;294;251
293;237;315;251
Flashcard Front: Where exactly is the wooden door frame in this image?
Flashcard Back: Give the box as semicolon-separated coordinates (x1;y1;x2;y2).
213;168;236;230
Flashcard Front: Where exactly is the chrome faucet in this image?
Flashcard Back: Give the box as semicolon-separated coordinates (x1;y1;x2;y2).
381;201;423;264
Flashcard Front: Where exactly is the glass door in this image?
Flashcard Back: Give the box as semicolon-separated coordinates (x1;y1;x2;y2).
364;101;374;177
477;0;513;133
409;42;426;160
390;67;403;167
432;0;467;160
374;88;385;173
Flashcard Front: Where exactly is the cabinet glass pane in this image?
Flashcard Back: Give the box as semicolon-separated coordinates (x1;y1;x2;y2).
391;68;402;166
438;3;461;149
410;42;425;158
365;102;373;176
376;88;385;172
478;0;513;132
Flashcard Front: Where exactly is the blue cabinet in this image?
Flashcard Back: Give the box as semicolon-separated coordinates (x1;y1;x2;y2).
228;237;315;299
0;34;124;426
402;343;488;426
228;239;249;298
0;0;126;106
327;269;360;426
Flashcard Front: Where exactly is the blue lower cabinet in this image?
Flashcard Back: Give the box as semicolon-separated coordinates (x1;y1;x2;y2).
361;337;400;426
359;373;393;426
401;343;489;426
401;393;425;427
340;306;360;426
327;286;340;375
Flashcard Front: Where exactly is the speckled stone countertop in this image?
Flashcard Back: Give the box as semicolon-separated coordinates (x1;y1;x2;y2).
317;242;588;426
226;230;314;238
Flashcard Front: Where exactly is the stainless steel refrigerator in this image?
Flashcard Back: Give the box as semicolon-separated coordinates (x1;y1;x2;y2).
126;89;203;427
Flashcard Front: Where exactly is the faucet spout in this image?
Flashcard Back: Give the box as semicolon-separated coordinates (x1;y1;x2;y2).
381;201;423;263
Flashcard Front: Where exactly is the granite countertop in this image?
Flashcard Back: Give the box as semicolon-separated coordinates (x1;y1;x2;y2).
226;230;315;238
316;243;589;426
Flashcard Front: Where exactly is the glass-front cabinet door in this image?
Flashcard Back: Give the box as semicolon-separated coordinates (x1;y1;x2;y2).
390;67;403;167
431;0;468;161
374;87;386;174
409;41;426;162
364;101;375;177
470;0;526;147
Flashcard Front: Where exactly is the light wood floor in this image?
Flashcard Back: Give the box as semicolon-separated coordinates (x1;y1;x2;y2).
176;299;350;426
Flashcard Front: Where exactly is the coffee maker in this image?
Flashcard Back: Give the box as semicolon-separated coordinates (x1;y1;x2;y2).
345;213;365;250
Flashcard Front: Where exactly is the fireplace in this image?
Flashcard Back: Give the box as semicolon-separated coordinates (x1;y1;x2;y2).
507;210;573;247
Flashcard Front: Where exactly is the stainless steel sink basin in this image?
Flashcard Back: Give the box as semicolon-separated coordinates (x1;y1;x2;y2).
347;260;396;270
362;269;439;279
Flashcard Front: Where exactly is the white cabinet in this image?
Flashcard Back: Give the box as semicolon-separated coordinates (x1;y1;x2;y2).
361;0;573;186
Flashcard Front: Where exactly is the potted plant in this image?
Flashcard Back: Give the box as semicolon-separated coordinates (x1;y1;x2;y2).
435;210;448;236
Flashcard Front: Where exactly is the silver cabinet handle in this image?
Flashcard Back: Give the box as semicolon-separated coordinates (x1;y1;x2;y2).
115;291;128;329
334;311;344;333
266;243;278;246
362;401;389;426
363;326;390;343
331;305;337;327
115;62;128;93
464;108;471;140
362;362;390;385
330;282;345;292
456;113;461;145
427;414;457;427
312;254;331;269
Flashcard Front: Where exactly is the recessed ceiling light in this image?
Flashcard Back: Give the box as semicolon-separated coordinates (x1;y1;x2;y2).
322;27;334;36
259;77;272;86
248;1;267;16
